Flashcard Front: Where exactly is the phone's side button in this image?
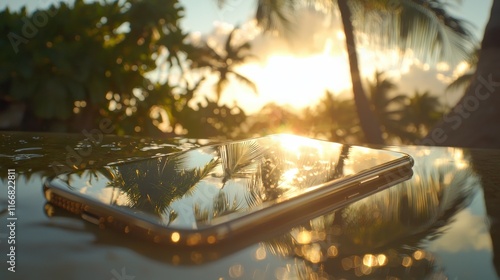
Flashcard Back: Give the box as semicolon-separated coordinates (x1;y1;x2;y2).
346;192;360;199
81;211;101;226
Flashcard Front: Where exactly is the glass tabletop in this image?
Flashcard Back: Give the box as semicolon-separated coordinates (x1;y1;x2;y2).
0;132;499;279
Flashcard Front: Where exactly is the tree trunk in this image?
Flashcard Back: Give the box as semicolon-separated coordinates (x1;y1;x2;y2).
337;0;384;145
422;0;500;149
470;150;500;277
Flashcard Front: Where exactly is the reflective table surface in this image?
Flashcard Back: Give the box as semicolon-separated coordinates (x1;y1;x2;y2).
1;132;499;279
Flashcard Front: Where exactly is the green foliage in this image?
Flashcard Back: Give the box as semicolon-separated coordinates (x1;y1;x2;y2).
3;1;129;119
237;70;444;145
241;93;362;143
0;0;247;138
191;27;257;101
368;72;418;142
112;153;219;217
303;92;362;142
227;0;474;144
404;90;443;136
367;72;444;143
172;97;247;139
0;1;450;144
352;0;476;64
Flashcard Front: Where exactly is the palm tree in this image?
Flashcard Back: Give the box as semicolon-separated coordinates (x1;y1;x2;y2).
194;27;257;102
446;47;480;92
219;140;268;187
405;90;443;137
194;191;243;224
220;0;473;144
338;0;384;144
368;71;416;142
304;91;361;142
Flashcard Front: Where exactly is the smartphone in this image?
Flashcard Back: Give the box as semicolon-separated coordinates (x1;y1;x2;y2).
44;134;413;247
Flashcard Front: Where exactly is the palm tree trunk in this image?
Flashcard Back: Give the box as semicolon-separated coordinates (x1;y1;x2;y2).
337;0;384;145
331;145;350;180
422;0;500;148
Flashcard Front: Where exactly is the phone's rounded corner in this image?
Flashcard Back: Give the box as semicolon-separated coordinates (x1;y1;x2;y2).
406;153;415;168
42;175;64;199
43;177;55;200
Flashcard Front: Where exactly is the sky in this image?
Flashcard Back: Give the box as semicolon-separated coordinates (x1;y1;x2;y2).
178;0;492;112
1;0;494;113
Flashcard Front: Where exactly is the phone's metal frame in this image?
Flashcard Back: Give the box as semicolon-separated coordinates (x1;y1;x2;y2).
44;137;413;248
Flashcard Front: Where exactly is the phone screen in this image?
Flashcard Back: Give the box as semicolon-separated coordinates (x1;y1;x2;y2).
50;135;408;230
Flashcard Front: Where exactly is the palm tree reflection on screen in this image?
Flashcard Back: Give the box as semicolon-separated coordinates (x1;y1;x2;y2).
195;139;344;224
108;154;219;222
261;147;478;279
219;140;267;188
192;140;269;224
246;142;345;206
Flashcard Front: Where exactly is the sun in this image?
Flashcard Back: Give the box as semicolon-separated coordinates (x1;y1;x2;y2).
220;50;352;114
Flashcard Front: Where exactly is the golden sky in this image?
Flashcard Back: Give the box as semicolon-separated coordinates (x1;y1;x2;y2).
181;6;481;114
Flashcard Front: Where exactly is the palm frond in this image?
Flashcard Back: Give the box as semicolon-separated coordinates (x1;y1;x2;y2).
231;71;258;94
245;171;264;207
214;191;243;216
228;42;255;63
194;191;244;223
114;152;219;216
215;77;228;101
354;0;475;64
203;44;224;67
197;157;221;180
255;0;298;32
446;72;474;92
445;46;478;92
387;95;408;104
194;203;210;222
466;46;480;66
225;27;237;58
220;140;268;186
193;25;257;101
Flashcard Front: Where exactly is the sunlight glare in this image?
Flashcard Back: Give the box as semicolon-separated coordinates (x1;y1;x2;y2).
282;168;299;184
232;52;351;113
277;135;324;156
